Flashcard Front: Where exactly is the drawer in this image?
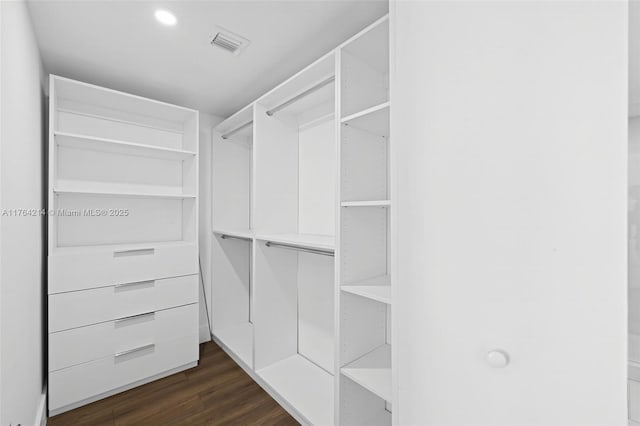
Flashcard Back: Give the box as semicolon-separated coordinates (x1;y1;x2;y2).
50;303;197;371
49;242;197;293
632;380;640;423
49;274;198;332
49;333;198;412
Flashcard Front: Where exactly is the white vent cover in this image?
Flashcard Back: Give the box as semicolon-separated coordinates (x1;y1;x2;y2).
210;26;250;55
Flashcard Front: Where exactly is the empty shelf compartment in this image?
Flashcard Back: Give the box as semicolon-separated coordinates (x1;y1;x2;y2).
214;323;253;368
341;344;391;401
342;275;391;305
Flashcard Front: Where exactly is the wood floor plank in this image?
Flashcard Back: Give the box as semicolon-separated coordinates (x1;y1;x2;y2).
48;342;299;426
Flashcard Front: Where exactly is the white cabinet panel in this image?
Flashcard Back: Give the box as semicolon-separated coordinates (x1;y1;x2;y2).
49;333;197;411
49;242;197;293
50;303;197;371
49;274;197;332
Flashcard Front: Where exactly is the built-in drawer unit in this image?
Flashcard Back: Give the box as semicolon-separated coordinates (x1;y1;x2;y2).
48;76;200;415
50;303;197;372
49;332;198;412
49;274;198;332
49;242;198;294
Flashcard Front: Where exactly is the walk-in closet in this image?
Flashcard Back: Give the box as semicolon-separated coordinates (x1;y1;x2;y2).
0;1;635;425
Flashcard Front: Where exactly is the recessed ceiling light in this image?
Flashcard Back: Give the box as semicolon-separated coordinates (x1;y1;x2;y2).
155;9;177;26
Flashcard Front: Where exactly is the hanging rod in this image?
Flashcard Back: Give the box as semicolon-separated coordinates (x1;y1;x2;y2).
220;234;252;242
265;241;334;257
266;76;335;117
221;121;253;140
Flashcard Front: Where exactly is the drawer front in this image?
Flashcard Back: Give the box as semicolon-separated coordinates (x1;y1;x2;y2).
49;333;198;411
632;380;640;423
49;243;197;293
50;303;197;372
49;274;198;332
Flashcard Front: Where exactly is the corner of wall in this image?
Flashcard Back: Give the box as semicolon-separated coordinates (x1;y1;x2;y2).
198;112;224;343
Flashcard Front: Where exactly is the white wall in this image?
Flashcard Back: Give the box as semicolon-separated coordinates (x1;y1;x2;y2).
630;116;640;423
199;112;223;343
0;1;46;425
631;0;640;117
392;2;628;425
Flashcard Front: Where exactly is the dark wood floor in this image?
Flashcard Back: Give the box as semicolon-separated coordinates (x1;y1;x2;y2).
48;342;299;426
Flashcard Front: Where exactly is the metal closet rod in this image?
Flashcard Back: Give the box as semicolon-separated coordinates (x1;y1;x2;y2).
265;241;334;257
266;75;335;117
221;120;253;140
221;75;335;139
220;234;252;242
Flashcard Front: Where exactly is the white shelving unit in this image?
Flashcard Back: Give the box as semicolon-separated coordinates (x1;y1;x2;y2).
211;103;255;369
338;16;392;426
211;15;390;425
251;50;337;426
48;76;200;415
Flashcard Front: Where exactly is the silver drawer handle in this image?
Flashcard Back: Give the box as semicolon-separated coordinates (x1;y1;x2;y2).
113;248;155;257
114;311;155;324
114;343;155;358
114;280;154;289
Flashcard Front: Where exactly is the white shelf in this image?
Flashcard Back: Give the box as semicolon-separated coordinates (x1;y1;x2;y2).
215;103;253;140
341;102;390;137
341;344;391;401
213;228;254;240
55;131;195;160
258;354;334;426
53;188;196;199
215;323;253;368
255;233;335;251
341;200;391;208
342;275;391;305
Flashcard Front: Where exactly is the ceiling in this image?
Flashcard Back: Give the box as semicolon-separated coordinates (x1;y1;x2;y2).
27;0;388;118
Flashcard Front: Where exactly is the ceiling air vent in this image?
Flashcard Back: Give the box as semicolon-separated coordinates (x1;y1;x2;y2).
210;27;250;55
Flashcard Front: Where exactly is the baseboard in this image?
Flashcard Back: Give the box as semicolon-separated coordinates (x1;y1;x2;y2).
35;384;47;426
